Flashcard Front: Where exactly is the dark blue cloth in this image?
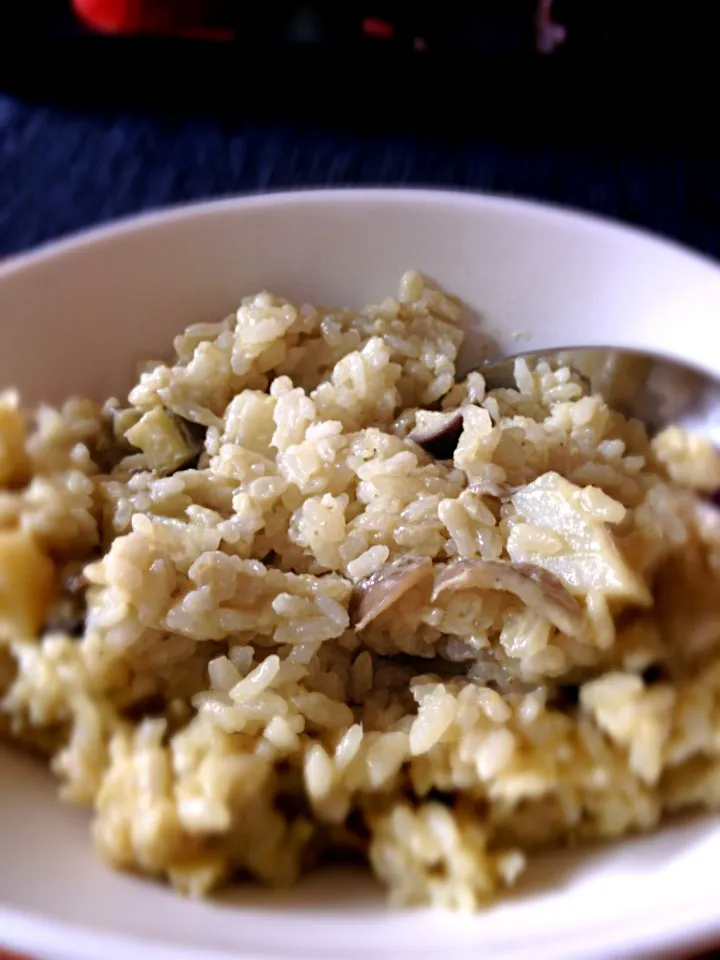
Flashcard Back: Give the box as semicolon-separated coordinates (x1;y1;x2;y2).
1;93;718;259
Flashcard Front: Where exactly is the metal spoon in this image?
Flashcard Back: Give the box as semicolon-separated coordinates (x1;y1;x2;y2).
477;347;720;446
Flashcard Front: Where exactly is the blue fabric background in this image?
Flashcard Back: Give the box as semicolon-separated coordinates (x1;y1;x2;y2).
0;93;718;259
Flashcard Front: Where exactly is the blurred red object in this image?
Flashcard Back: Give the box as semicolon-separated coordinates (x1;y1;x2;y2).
72;0;233;39
362;18;395;40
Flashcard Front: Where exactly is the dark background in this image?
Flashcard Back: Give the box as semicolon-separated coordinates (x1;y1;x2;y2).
0;1;718;258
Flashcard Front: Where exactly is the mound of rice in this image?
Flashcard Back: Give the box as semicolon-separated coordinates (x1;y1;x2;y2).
2;271;720;909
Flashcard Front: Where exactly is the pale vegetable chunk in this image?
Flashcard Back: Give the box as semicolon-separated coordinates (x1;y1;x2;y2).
0;391;27;485
124;406;204;475
508;472;651;606
652;426;720;493
0;530;55;641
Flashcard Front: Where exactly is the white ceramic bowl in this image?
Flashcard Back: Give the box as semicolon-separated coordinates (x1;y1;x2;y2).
2;189;720;960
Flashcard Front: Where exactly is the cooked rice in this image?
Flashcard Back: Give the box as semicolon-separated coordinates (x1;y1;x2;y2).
3;270;720;909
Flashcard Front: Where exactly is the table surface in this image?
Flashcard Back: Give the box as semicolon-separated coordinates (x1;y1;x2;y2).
1;92;720;260
0;90;718;960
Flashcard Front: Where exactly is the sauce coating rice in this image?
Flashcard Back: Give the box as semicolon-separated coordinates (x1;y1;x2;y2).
2;272;720;909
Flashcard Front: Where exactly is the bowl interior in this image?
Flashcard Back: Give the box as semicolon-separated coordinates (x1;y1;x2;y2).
2;191;720;403
2;190;720;960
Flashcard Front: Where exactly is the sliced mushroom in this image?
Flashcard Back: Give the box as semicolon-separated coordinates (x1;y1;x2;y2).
350;557;433;631
432;559;585;637
409;409;465;460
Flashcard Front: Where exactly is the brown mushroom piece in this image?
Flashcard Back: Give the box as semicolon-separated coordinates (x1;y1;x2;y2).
432;559;585;638
409;409;465;460
350;557;434;631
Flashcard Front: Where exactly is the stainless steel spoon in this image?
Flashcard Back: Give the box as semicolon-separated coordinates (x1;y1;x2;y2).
477;347;720;446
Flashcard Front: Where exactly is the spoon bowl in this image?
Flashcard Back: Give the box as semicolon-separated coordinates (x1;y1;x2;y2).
479;346;720;444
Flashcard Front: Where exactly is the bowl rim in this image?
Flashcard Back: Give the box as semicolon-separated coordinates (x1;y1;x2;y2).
1;186;718;285
1;187;720;960
1;874;718;960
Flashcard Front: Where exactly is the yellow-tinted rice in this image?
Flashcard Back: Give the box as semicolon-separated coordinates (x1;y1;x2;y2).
2;272;720;908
